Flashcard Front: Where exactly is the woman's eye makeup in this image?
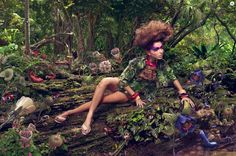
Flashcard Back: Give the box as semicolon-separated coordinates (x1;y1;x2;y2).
150;46;163;51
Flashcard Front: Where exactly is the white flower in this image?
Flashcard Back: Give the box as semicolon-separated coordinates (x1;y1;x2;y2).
92;51;106;61
0;54;10;64
99;60;112;73
1;56;8;64
0;68;14;81
92;51;102;58
15;96;36;115
230;1;235;6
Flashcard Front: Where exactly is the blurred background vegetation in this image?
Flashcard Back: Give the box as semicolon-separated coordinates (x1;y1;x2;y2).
0;0;235;76
0;1;235;155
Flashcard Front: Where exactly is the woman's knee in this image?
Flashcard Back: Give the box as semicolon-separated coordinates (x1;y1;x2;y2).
97;77;119;88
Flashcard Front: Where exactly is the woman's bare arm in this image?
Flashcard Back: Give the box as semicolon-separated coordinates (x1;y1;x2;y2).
124;85;146;107
173;79;186;94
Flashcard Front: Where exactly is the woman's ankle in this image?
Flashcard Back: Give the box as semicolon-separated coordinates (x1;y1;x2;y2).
62;111;69;116
84;118;92;127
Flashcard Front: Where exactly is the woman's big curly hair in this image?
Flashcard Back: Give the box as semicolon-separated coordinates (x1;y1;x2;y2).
133;20;173;49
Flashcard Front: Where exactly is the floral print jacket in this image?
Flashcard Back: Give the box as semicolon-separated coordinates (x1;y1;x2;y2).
118;56;177;101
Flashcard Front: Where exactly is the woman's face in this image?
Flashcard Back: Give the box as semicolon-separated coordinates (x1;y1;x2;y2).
147;41;164;60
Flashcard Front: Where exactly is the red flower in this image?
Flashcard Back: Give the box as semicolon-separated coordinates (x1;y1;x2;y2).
29;71;44;83
2;93;14;103
32;50;39;57
41;53;47;60
45;73;56;80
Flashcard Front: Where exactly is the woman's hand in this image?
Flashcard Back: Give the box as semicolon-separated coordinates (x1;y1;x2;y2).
135;96;146;108
180;97;195;109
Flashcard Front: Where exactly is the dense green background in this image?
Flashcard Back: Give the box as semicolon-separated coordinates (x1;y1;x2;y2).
0;0;235;75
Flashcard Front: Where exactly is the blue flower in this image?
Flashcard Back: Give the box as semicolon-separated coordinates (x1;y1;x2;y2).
189;69;205;85
175;114;196;136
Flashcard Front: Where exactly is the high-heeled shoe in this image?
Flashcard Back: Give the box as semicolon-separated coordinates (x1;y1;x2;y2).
81;123;91;135
54;115;67;123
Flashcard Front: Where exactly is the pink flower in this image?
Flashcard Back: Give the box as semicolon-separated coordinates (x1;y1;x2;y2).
89;63;98;74
27;123;38;132
12;119;20;130
111;47;121;60
19;129;32;148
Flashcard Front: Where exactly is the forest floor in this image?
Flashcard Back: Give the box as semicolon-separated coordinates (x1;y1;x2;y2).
0;74;236;156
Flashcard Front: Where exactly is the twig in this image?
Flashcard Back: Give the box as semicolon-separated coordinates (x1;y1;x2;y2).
110;140;127;156
172;134;176;156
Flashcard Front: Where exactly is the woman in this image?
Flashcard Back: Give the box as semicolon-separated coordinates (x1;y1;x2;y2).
55;20;194;135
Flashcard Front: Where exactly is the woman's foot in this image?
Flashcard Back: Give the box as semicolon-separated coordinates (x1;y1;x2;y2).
54;112;68;123
81;118;93;135
81;123;91;135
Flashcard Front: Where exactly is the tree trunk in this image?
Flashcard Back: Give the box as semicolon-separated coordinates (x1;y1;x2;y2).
53;7;62;58
116;16;122;48
75;12;85;55
67;35;73;56
24;0;30;54
54;1;72;56
129;16;141;48
106;30;114;52
87;12;97;51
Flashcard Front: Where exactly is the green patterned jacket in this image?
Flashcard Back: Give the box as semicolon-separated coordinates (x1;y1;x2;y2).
119;56;177;101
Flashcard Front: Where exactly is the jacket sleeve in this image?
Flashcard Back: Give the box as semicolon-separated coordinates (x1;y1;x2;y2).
165;65;177;82
118;58;142;89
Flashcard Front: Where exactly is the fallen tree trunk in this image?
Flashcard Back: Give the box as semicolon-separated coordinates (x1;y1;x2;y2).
2;73;234;155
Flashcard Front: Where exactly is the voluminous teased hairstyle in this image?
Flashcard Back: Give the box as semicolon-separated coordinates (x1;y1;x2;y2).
133;20;173;49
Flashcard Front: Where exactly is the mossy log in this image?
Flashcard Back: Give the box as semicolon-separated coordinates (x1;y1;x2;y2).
4;74;235;155
28;79;82;93
50;85;96;111
32;103;135;155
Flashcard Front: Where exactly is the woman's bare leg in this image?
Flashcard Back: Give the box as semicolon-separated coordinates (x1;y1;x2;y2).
80;90;128;135
83;77;122;129
57;89;128;118
57;101;92;118
55;77;124;120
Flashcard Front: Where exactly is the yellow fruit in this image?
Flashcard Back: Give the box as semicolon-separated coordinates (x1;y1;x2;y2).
223;107;233;117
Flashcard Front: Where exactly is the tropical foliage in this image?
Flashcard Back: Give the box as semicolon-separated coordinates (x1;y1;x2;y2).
0;0;235;154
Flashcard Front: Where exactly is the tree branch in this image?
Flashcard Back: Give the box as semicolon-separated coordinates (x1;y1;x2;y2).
30;33;73;50
170;0;184;27
214;13;236;43
171;22;192;43
232;41;235;53
169;10;212;48
213;21;220;45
